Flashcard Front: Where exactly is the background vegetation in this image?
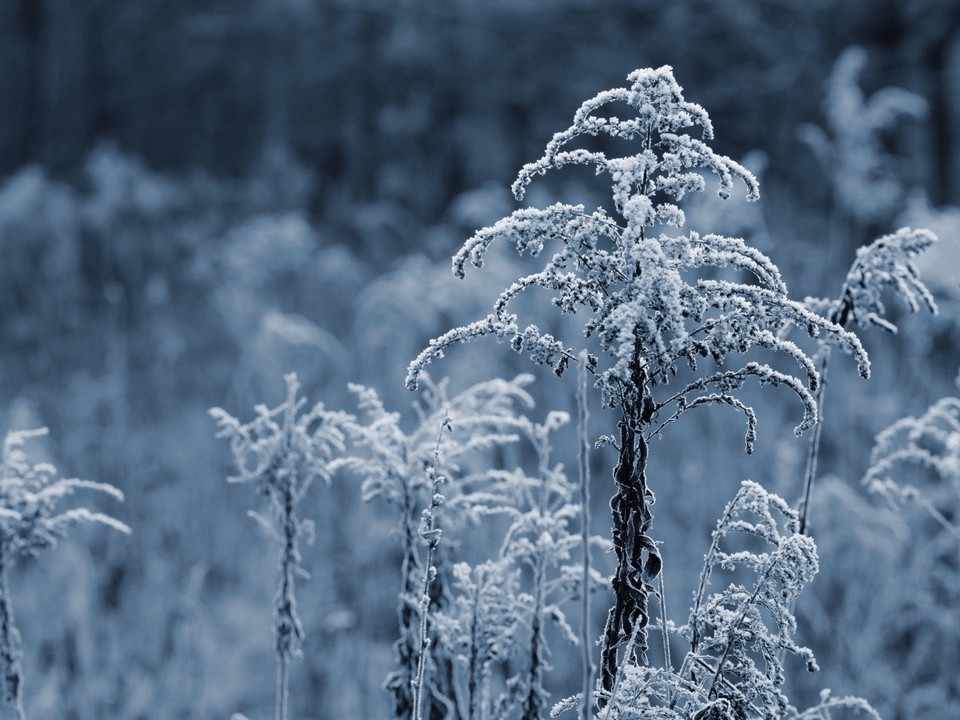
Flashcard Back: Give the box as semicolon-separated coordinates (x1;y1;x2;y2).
0;1;957;718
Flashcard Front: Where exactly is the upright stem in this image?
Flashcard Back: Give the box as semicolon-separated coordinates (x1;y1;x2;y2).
412;516;440;720
386;482;420;720
521;428;548;720
467;581;482;720
412;414;449;720
522;555;545;720
799;347;830;536
577;354;594;720
275;656;288;720
798;287;854;536
275;481;298;720
599;385;657;704
657;572;671;675
0;548;25;720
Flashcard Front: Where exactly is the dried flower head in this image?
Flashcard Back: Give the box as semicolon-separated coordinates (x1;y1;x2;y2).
408;66;868;429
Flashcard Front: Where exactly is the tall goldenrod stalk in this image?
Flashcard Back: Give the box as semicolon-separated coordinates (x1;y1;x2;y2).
412;412;451;720
797;227;936;535
798;350;829;536
0;427;129;720
407;66;869;701
577;353;594;720
210;374;348;720
0;544;24;720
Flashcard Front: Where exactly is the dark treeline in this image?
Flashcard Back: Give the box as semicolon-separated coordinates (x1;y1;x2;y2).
3;0;960;239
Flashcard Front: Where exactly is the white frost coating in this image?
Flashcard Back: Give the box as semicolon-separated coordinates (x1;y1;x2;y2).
410;66;869;448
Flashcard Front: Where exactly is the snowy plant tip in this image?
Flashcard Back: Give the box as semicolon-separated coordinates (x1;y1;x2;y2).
806;227;938;333
864;395;960;538
0;427;130;559
209;373;349;491
511;66;757;205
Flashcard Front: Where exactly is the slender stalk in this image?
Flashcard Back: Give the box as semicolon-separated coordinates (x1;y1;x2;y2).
0;547;25;720
687;484;748;664
798;348;830;536
523;477;547;720
523;421;548;719
657;572;671;675
467;581;482;720
522;567;545;720
412;520;438;720
412;413;450;720
275;655;288;720
275;480;298;720
577;352;594;720
387;480;420;720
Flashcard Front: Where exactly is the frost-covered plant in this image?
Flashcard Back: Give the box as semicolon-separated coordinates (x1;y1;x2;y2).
798;227;937;533
0;427;130;720
578;481;877;720
492;411;606;720
863;379;960;717
680;481;819;718
798;46;927;227
804;227;937;335
343;376;603;720
504;412;580;720
817;377;960;715
338;375;537;720
407;66;868;702
433;559;529;720
413;410;451;720
210;374;349;720
864;385;959;540
403;403;605;720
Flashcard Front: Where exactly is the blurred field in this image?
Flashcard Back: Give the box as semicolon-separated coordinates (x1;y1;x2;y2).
0;2;958;718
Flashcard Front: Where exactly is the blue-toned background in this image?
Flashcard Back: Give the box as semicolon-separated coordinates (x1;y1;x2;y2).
0;1;957;718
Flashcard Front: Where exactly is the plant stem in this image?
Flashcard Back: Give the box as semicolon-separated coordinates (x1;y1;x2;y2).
387;482;420;720
578;353;594;720
412;413;450;720
657;572;671;677
523;500;546;720
599;411;654;703
688;484;748;665
522;581;544;720
467;580;482;720
0;548;25;720
275;655;288;720
275;480;297;720
798;347;830;536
